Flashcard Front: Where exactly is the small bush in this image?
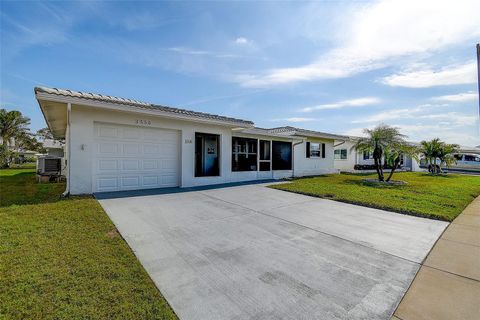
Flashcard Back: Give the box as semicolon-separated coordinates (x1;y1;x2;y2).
354;164;396;170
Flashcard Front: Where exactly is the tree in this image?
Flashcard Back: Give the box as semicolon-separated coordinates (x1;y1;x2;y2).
420;139;442;173
420;139;459;174
437;143;460;171
36;127;54;141
383;144;419;182
0;144;13;168
15;131;43;152
353;124;408;182
0;109;30;146
0;108;43;167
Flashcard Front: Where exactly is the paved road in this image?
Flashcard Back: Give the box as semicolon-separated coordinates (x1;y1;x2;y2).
98;183;447;320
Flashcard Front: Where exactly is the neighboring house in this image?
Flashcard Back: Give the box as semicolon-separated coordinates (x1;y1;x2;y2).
0;137;39;163
42;139;65;157
36;87;347;195
14;149;39;163
334;137;423;172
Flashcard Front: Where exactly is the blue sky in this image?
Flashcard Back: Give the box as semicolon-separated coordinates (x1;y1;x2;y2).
1;0;479;145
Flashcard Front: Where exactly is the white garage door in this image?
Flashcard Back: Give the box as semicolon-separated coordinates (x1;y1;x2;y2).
93;122;180;192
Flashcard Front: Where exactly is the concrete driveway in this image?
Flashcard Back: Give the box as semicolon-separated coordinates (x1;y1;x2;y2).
97;183;448;320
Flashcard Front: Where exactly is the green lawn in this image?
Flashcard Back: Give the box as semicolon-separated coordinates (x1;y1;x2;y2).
0;168;177;319
271;172;480;221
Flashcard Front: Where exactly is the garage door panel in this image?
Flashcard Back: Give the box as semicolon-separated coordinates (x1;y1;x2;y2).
99;159;118;171
97;177;118;190
122;128;142;140
94;123;180;192
122;159;140;170
99;143;119;154
143;176;159;186
121;176;140;188
143;159;158;170
143;129;161;141
161;143;177;154
123;143;141;155
161;159;177;170
162;132;179;142
143;144;161;154
162;175;178;185
98;126;118;139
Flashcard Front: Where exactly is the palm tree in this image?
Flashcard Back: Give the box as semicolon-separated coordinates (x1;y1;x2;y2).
383;144;419;182
353;124;407;182
0;109;30;146
437;142;459;173
420;139;442;173
420;139;457;174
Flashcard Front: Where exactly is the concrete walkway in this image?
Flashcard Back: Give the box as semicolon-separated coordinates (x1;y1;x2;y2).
392;196;480;320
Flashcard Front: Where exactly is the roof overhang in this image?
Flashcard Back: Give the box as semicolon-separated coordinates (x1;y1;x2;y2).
36;91;254;138
236;128;303;140
36;97;68;139
290;132;349;141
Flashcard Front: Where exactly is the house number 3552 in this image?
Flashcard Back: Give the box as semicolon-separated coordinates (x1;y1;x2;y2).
136;119;151;125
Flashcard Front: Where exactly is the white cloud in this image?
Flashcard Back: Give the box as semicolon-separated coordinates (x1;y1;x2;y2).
432;91;478;103
166;47;239;59
301;97;381;112
392;123;480;146
235;37;250;45
352;104;477;126
271;117;317;123
344;122;480;146
381;62;477;88
236;0;480;87
351;104;429;123
167;47;212;56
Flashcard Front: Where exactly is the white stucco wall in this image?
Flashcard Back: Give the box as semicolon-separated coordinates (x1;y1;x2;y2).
67;104;338;194
333;140;358;171
294;138;338;176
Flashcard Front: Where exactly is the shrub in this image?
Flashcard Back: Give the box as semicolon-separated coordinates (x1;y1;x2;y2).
354;164;396;170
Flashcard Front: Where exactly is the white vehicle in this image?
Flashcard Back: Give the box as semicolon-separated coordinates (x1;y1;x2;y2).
453;153;480;170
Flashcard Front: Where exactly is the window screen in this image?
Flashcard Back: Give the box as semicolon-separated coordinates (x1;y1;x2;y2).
232;137;257;171
272;141;292;170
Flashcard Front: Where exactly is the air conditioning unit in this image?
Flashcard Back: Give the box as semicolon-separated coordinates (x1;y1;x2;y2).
37;156;62;175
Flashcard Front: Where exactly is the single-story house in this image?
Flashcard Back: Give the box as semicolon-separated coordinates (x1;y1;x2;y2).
36;87;347;195
333;137;423;172
0;137;40;163
42;139;65;157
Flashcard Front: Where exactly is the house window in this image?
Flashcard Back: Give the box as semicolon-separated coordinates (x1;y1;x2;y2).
334;149;347;160
306;142;326;159
195;133;220;177
309;143;321;158
232;137;257;171
272;141;292;170
259;140;271;171
363;151;371;160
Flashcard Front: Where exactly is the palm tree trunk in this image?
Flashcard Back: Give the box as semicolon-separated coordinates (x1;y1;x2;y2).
374;156;384;181
386;157;401;182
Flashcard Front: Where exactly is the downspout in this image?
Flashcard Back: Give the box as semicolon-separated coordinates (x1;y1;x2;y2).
291;138;305;178
62;102;71;197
